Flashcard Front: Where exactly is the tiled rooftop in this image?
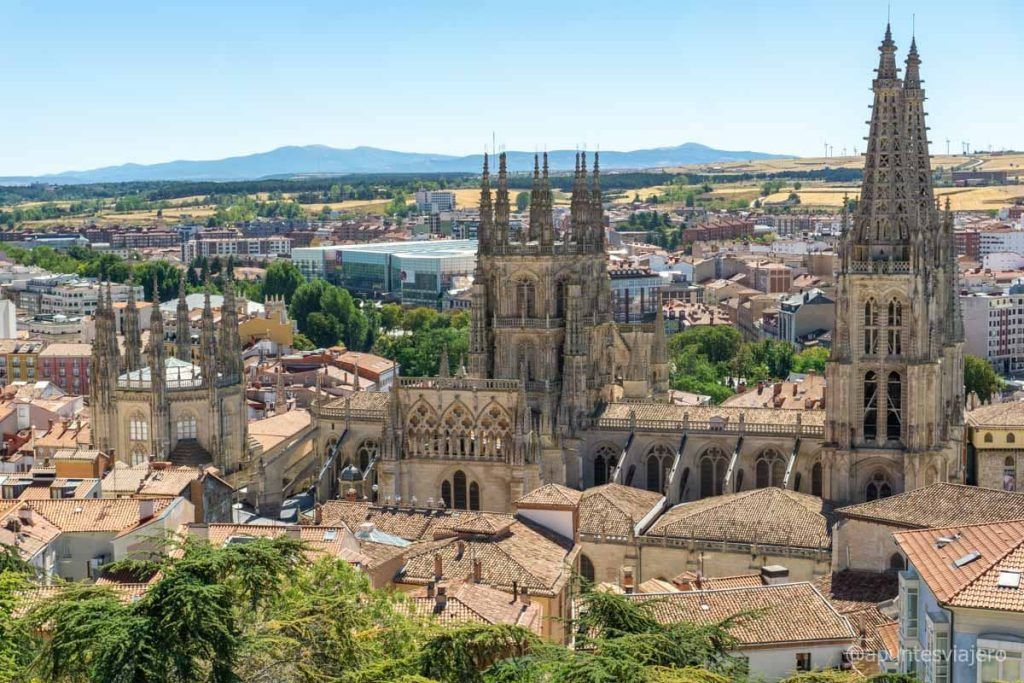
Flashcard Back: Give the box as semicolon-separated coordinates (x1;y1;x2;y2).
614;583;856;646
836;483;1024;529
895;519;1024;612
577;484;662;539
402;580;543;633
516;483;583;508
645;488;832;551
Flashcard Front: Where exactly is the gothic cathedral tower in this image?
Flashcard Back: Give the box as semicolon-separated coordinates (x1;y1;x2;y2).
824;26;964;504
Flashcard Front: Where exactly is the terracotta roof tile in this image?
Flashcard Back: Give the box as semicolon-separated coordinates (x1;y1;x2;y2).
516;483;582;508
313;501;514;542
613;583;856;646
645;488;832;550
402;580;543;633
895;519;1024;612
26;498;170;533
200;523;362;562
0;502;61;561
836;483;1024;529
578;484;662;539
248;410;313;451
397;520;576;597
599;402;826;427
966;401;1024;426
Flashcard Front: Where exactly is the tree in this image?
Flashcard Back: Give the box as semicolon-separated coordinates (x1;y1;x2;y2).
515;192;530;212
306;312;342;348
965;354;1004;403
792;347;829;374
264;261;305;303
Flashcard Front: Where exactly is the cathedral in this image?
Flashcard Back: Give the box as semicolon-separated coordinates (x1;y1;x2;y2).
90;276;248;474
315;26;963;513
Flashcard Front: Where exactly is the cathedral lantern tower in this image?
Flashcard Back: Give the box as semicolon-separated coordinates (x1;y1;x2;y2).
824;26;964;504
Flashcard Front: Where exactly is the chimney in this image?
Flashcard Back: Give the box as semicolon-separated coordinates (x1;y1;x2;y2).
344;487;357;502
512;580;518;600
519;586;530;606
313;503;323;526
622;567;635;594
435;585;447;610
472;558;483;583
760;565;790;586
286;526;302;540
456;540;465;560
757;381;764;395
792;383;799;397
426;580;435;598
17;506;33;526
138;498;155;521
773;382;782;397
433;552;443;579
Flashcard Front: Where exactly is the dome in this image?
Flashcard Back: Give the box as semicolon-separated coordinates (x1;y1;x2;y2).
340;464;362;482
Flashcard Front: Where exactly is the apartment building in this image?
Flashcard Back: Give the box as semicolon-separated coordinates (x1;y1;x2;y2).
961;289;1024;375
182;236;292;262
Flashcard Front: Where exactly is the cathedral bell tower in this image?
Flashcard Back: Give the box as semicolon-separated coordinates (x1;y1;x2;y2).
824;26;964;504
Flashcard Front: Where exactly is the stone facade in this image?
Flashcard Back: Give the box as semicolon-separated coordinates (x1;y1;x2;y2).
313;30;964;532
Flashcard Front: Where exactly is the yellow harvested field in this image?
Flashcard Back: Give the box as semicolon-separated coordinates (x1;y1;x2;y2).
451;187;571;210
765;184;1024;211
302;198;391;213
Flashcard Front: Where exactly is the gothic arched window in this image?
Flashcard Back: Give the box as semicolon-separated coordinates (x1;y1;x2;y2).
863;371;879;443
469;482;481;511
645;444;673;493
175;415;197;440
129;414;149;442
453;470;468;510
886;371;902;443
887;299;903;356
514;277;537;318
984;432;994;443
441;481;452;509
866;471;893;501
811;462;823;497
863;298;879;355
592;444;616;487
579;554;596;584
755;449;786;489
699;448;727;498
1009;433;1017;444
357;440;379;472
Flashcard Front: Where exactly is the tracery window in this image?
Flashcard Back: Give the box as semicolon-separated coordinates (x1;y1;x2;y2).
886;371;902;442
699;447;728;498
863;298;879;355
645;444;673;493
865;471;893;501
592;444;617;487
811;462;823;497
129;414;149;442
864;371;879;443
755;449;787;489
175;415;197;440
887;299;903;356
357;440;379;472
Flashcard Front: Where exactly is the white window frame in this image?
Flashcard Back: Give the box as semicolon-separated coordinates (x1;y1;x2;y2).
899;571;921;640
977;638;1024;683
925;610;950;683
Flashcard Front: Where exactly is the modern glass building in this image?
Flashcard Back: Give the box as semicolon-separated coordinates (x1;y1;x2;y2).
292;240;477;307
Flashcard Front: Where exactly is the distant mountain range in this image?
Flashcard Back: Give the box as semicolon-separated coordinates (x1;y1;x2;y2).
0;143;792;185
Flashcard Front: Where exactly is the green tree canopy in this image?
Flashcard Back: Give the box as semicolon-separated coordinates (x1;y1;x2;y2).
264;260;305;303
965;354;1004;403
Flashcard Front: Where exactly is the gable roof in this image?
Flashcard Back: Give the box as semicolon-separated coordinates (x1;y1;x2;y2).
313;500;514;542
396;520;576;597
402;580;543;634
615;583;856;647
577;484;663;539
645;487;832;551
24;499;171;534
516;483;582;508
966;401;1024;427
836;483;1024;529
895;519;1024;612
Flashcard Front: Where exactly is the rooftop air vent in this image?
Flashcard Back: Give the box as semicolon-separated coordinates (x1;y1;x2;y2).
952;551;982;569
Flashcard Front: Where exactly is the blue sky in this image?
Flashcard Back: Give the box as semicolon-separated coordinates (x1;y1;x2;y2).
1;0;1021;176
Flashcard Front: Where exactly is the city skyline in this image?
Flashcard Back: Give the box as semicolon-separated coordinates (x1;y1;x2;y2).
2;0;1022;176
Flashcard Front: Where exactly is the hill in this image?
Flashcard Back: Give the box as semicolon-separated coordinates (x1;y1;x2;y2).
0;143;791;184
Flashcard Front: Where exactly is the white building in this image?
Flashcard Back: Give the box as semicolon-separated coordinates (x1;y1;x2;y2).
0;300;16;338
978;228;1024;257
414;189;456;213
961;289;1024;375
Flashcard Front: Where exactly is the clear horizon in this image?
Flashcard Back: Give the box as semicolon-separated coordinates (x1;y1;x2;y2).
2;0;1021;176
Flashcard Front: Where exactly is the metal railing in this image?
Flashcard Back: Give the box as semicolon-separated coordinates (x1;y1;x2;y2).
595;416;824;438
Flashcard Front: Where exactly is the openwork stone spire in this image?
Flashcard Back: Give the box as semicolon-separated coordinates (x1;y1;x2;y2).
175;271;191;361
123;279;143;372
477;153;493;258
494;152;510;246
850;24;911;255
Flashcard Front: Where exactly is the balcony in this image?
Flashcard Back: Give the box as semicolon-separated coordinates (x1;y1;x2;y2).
493;316;564;330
